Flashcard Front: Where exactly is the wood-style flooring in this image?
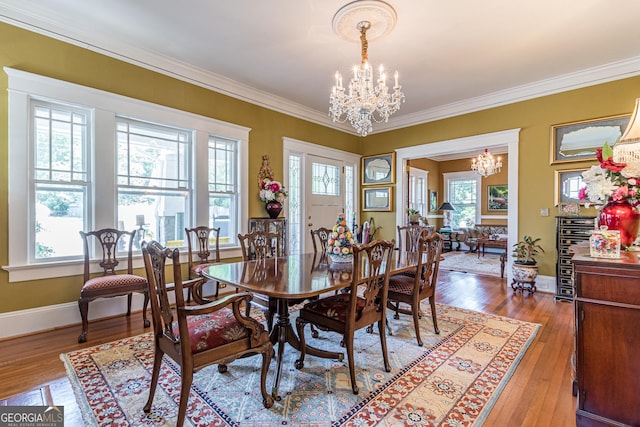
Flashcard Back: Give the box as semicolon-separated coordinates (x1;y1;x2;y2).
0;270;577;426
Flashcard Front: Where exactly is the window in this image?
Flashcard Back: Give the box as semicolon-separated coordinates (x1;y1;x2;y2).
444;172;481;228
311;163;340;195
408;167;428;218
117;118;191;249
208;137;239;246
6;67;248;282
33;101;90;260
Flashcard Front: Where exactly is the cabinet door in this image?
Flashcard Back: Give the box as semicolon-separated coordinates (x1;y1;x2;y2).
577;301;640;425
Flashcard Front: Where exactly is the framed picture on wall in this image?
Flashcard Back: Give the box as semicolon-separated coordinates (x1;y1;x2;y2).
363;187;392;211
550;114;631;164
362;153;395;185
555;168;587;205
488;185;508;211
430;191;438;212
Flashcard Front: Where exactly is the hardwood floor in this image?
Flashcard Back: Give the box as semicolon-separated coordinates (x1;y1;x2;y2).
0;270;577;426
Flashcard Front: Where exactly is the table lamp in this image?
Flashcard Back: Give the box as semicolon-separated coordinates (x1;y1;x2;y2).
437;202;456;228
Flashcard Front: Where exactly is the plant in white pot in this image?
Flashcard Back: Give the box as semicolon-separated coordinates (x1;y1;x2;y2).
511;235;544;293
407;208;421;225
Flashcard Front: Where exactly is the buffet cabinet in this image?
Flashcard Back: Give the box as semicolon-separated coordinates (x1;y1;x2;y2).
555;216;595;301
572;252;640;426
248;217;288;256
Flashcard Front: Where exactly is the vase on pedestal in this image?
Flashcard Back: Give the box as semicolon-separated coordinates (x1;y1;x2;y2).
265;201;283;219
598;198;640;248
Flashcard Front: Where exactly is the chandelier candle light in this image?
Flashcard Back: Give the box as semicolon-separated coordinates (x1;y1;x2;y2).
471;149;502;177
329;1;404;137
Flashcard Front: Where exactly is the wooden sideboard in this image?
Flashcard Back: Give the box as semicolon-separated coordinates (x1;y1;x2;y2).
572;251;640;426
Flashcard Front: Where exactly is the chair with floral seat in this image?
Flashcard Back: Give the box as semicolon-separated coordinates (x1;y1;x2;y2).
185;226;222;301
141;240;273;426
295;239;395;394
77;228;150;343
387;233;443;347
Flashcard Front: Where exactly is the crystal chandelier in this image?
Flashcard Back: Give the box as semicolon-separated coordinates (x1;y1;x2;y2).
471;149;502;177
329;20;404;137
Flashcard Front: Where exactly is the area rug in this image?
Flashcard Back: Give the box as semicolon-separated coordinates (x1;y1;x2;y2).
439;252;504;277
61;303;539;426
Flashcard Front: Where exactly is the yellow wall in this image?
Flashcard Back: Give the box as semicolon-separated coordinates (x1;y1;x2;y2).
1;21;639;313
0;23;359;312
361;82;639;276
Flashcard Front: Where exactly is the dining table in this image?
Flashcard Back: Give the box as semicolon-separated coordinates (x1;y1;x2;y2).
203;250;421;399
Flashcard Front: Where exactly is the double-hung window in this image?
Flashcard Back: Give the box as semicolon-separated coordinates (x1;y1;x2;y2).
443;172;481;228
116;118;192;248
208;137;238;245
32;101;90;260
6;67;248;282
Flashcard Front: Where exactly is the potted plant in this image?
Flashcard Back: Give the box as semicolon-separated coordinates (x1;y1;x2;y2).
511;235;544;293
407;208;421;225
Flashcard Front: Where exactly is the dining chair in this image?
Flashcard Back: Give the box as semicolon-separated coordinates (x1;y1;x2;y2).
141;240;273;426
397;224;431;252
295;239;395;394
310;227;332;255
77;228;150;343
238;230;283;331
387;233;443;346
185;226;222;301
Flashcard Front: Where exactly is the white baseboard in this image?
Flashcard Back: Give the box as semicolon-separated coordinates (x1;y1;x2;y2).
533;274;555;294
0;281;225;340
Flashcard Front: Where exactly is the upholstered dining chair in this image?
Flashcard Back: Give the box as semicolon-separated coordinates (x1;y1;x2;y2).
141;240;273;426
387;233;443;347
77;228;150;343
185;226;222;301
238;230;284;331
295;239;395;394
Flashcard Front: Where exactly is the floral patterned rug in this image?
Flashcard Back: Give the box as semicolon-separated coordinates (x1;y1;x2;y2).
61;303;539;426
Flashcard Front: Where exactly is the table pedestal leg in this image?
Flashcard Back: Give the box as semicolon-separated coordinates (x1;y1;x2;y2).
269;299;343;399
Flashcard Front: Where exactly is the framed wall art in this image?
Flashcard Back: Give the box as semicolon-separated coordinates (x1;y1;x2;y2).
429;190;438;212
550;114;631;164
487;185;508;211
362;153;395;185
363;186;392;211
555;168;587;205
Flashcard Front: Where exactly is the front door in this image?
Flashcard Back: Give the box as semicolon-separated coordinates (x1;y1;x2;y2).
304;155;344;254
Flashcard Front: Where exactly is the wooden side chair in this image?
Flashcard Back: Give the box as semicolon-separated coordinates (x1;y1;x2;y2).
185;226;222;300
387;233;443;346
238;230;283;331
397;224;431;253
310;227;332;256
141;241;273;426
295;239;395;394
77;228;150;343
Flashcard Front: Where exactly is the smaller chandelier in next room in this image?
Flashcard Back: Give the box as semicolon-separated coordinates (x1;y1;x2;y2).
329;1;404;137
471;149;503;177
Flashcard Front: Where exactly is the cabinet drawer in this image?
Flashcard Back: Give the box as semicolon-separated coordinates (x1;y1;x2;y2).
577;272;640;305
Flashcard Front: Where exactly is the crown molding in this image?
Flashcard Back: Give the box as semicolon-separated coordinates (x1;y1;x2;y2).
2;7;639;137
372;56;640;134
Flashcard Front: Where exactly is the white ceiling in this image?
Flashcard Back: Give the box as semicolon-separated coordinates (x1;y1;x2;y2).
2;0;640;137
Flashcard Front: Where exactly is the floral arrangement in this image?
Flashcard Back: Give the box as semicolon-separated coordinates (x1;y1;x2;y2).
579;142;640;207
259;179;288;203
328;213;356;257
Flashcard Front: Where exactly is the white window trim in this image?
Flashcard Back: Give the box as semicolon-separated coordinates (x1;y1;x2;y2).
4;67;249;282
443;171;482;227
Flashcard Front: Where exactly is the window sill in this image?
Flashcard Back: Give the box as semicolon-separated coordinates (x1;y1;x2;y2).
2;246;243;283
